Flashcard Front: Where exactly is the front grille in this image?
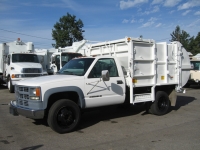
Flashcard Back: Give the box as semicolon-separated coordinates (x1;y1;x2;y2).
24;100;29;106
16;86;30;107
19;87;29;92
19;94;29;99
16;85;41;107
22;68;42;73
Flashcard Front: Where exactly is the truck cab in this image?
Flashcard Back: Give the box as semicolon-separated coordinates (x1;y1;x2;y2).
10;56;126;133
50;52;83;74
49;40;88;74
0;39;44;93
6;53;43;91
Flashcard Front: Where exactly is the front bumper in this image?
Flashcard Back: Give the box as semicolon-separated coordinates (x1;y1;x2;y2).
9;100;45;119
12;79;22;86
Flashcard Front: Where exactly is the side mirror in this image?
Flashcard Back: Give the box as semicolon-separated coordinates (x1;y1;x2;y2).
52;56;55;64
41;56;44;63
101;70;110;81
7;56;10;65
3;55;7;63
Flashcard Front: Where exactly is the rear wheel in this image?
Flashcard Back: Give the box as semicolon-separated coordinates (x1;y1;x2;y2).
47;99;81;134
184;83;190;88
149;91;170;115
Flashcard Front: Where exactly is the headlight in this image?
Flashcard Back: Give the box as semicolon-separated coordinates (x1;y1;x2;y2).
11;74;21;78
30;96;40;100
30;87;41;100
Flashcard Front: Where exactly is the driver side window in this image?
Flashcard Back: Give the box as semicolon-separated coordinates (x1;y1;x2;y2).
88;58;118;78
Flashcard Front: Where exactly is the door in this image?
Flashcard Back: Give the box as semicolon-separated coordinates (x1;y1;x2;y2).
84;58;125;108
55;55;61;71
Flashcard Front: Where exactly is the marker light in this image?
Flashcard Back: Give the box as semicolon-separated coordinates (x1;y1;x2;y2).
127;37;131;42
35;88;41;96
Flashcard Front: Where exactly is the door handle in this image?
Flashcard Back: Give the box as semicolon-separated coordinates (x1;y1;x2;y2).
117;80;123;84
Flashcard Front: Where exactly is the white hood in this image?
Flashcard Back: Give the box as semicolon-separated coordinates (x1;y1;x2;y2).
16;75;84;86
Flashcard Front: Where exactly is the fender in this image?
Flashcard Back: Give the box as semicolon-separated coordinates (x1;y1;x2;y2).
43;86;85;108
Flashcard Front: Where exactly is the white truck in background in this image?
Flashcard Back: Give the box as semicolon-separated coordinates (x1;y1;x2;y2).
34;48;57;75
9;37;191;133
35;40;87;75
185;56;200;87
0;38;44;93
51;49;82;74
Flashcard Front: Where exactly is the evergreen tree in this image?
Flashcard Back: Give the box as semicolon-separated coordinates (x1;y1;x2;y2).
170;25;190;50
170;25;181;42
52;13;84;48
192;32;200;55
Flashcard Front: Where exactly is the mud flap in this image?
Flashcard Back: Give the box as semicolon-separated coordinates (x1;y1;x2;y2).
169;90;177;106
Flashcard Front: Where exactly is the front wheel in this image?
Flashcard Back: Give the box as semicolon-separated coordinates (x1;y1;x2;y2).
8;78;14;93
47;99;81;134
149;91;170;115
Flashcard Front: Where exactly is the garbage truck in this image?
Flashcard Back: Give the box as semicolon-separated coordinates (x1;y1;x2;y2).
50;40;87;74
35;40;87;75
50;49;83;74
0;38;44;92
9;37;191;133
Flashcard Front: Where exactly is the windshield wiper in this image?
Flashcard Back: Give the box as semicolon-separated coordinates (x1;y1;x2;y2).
63;71;76;75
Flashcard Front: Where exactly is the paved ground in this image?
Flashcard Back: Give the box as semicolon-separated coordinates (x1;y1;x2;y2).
0;84;200;150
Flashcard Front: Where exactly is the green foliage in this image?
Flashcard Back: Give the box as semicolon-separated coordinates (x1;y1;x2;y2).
52;13;84;48
170;26;200;55
170;25;181;41
170;25;190;50
190;32;200;55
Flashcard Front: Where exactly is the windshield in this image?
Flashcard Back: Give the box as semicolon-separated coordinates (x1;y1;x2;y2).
58;58;95;76
191;61;200;70
61;53;82;67
12;54;39;63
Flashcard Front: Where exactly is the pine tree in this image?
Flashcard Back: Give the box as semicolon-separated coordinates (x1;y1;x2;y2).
193;32;200;55
52;13;84;48
170;25;190;50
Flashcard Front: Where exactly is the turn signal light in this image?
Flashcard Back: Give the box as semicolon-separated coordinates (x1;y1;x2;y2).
35;88;40;96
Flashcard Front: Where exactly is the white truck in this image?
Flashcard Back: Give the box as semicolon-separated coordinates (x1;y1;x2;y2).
35;40;86;75
50;49;83;74
185;57;200;87
34;48;57;75
9;37;191;133
0;39;44;93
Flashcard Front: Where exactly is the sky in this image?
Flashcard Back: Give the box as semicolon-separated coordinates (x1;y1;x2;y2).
0;0;200;49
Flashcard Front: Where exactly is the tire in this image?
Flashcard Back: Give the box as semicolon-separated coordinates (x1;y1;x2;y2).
47;99;81;134
149;91;170;116
8;78;14;93
184;83;190;88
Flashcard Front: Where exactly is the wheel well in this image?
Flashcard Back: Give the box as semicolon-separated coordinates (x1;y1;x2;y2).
45;91;79;117
155;85;175;95
7;75;10;82
155;85;177;106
